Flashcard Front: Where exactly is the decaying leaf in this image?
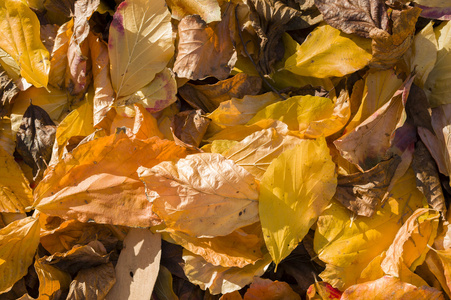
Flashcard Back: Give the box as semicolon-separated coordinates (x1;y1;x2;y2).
0;67;18;117
106;229;161;300
139;153;259;238
0;0;50;87
306;281;342;300
109;0;174;99
174;12;236;80
172;109;210;147
16;103;57;181
314;0;389;38
0;217;40;294
260;138;337;265
34;256;71;300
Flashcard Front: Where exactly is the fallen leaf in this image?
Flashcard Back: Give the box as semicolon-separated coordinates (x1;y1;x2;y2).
16;103;57;181
223;127;302;180
306;281;342;300
314;0;389;38
341;276;444;300
34;133;188;227
174;9;237;80
0;0;50;87
65;34;91;102
243;277;301;300
48;19;73;89
67;262;116;300
109;0;174;99
418;5;451;20
105;229;161;300
284;25;372;78
172;109;211;147
179;73;262;113
0;217;40;293
166;0;221;23
260;138;337;265
130;103;164;140
414;0;451;7
0;116;15;155
139;153;259;238
0;67;19;118
34;256;71;300
153;265;179;300
72;0;100;45
335;155;401;217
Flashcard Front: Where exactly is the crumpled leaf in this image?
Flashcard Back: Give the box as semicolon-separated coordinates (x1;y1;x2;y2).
243;277;301;300
0;217;40;294
34;256;71;300
166;0;221;23
335;155;401;217
0;0;50;88
314;0;389;38
73;0;99;45
48;19;73;89
165;222;263;268
0;146;33;213
381;208;440;277
284;25;372;78
412;141;446;213
306;281;342;300
109;0;174;99
314;169;426;290
369;6;422;69
16;103;56;181
183;250;272;295
341;276;444;299
66;262;116;300
179;73;262;113
174;11;236;80
138;153;259;238
106;229;161;300
172;109;211;147
260;138;337;265
223;128;302;180
34;133;188;227
0;67;18;118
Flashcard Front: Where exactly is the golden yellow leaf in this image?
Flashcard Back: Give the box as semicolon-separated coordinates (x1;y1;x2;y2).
243;277;301;300
131;103;164;140
284;24;372;78
138;153;259;237
341;276;444;300
427;246;451;294
314;169;426;290
260;138;337;265
0;217;40;293
0;146;33;213
34;133;188;227
0;0;50;87
0;47;20;81
109;0;174;99
34;256;71;300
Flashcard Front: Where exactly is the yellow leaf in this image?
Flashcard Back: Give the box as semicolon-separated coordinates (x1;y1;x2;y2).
0;117;15;155
381;208;440;277
34;256;71;300
223;128;303;180
284;24;372;78
314;169;425;290
109;0;174;98
34;133;188;227
0;146;33;213
431;247;451;294
203;140;239;154
341;276;444;300
260;138;337;265
131;103;164;140
139;153;259;238
0;47;20;81
0;217;40;293
0;0;50;88
48;19;73;89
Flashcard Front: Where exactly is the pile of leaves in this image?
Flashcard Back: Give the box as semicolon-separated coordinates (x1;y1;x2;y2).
1;0;451;298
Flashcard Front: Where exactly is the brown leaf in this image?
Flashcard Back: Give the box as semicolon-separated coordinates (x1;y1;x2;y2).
369;6;422;69
179;73;262;113
314;0;389;38
106;229;161;300
405;83;434;133
335;155;401;217
0;67;19;117
172;109;211;147
412;141;446;214
16;103;56;181
44;0;75;22
174;11;236;80
66;263;116;300
48;19;73;89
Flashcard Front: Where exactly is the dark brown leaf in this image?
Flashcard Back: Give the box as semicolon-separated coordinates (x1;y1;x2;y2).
16;103;56;181
66;263;116;300
335;156;401;217
0;68;19;117
172;110;211;147
179;73;262;113
405;83;434;133
314;0;388;38
412;141;446;214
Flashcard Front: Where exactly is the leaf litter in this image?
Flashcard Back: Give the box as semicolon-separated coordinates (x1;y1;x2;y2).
0;0;451;299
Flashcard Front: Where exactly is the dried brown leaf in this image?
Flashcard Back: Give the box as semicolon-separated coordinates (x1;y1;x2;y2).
67;263;116;300
0;68;19;117
172;110;211;147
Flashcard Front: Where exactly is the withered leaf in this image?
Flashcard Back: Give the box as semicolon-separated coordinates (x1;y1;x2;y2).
0;67;19;118
412;141;446;214
73;0;100;45
66;263;116;300
314;0;389;38
172;109;211;147
405;83;434;133
178;73;262;113
16;103;56;181
335;155;401;217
